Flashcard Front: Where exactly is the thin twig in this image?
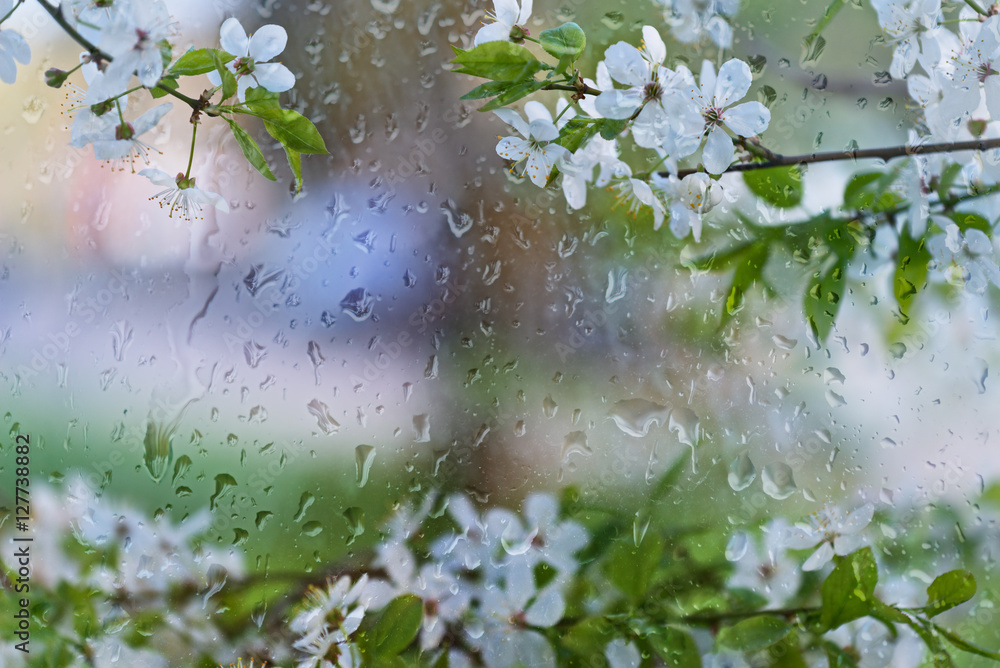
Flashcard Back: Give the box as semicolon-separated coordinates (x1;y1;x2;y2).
672;136;1000;178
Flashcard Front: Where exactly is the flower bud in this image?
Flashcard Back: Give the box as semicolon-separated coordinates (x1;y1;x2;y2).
44;68;69;89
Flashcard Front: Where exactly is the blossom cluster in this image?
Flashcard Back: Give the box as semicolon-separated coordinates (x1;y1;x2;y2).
0;0;320;219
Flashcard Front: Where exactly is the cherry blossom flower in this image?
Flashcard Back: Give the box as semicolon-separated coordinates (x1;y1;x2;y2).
494;103;570;187
474;0;533;47
727;519;801;607
88;0;172;102
681;59;771;174
661;171;724;240
927;221;1000;294
290;574;371;667
561;135;620;209
0;0;30;85
209;18;295;102
140;168;230;219
786;503;874;571
870;0;949;80
654;0;741;49
71;102;171;172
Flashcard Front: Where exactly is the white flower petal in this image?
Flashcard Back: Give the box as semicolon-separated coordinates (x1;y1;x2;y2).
801;541;834;571
525;585;565;627
253;62;296;93
0;50;17;84
474;21;512;46
0;29;30;65
595;89;643;120
247;24;288;62
723;101;770;137
493;108;529;138
140;168;176;187
527;118;559;142
496;136;531;161
525;147;556;186
219;17;250;56
702;126;735;174
714;59;752;108
492;0;521;26
603;42;649;88
641;26;666;64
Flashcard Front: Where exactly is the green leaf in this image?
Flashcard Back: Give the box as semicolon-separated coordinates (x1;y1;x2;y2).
461;80;518;100
169;48;234;76
647;626;701;668
150;76;178;99
478;78;548;112
556;118;602;153
451;42;543;81
819;547;878;631
803;0;848;50
936;162;963;200
717;616;791;652
211;50;237;101
923;570;976;617
284;145;303;194
539;22;586;72
743;166;803;208
843;170;900;212
893;230;930;314
369;594;423;657
598;118;629;140
260;110;329;154
726;244;769;318
949;211;992;235
804;250;848;341
224;118;276;181
604;532;664;599
242;86;283;113
561;617;615;659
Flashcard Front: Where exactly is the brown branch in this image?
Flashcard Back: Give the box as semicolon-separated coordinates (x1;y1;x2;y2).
672;136;1000;178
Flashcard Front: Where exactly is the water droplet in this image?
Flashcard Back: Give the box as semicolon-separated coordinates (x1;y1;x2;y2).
371;0;400;14
825;390;847;407
605;268;628;303
202;564;228;609
772;335;797;350
668;407;700;448
355;444;376;487
761;463;797;499
801;35;825;64
171;455;192;485
543;394;558;418
441;199;473;238
227;433;238;447
142;417;176;483
412;414;431;442
501;523;536;555
302;521;324;537
514;420;526;437
233;528;249;545
633;512;650;546
561;431;593;462
209;474;237;511
880;437;898;449
255;511;273;530
243;264;283;297
110;320;133;362
725;531;749;561
307;399;341;434
728;453;757;491
352;229;376;253
811;73;828;90
873;71;892;86
293;492;315;522
747;54;767;74
343;507;365;545
340;288;374;321
609;398;669;437
824;367;846;385
244;340;266;368
973;357;988;393
601;10;624;29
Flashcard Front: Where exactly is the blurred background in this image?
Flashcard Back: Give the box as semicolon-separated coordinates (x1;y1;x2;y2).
1;0;999;639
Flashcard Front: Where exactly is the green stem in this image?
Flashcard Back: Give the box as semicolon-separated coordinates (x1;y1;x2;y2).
681;606;820;625
0;0;24;25
541;82;602;96
553;101;573;124
184;122;198;180
964;0;989;15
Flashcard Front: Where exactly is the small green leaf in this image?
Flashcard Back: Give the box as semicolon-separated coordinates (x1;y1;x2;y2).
923;570;976;617
556;118;601;153
843;170;900;212
743;166;803;208
370;594;423;657
539;22;586;66
260;110;329;154
461;80;517;100
150;76;179;99
717;616;791;652
822;640;860;668
804;250;848;341
451;42;543;81
604;532;664;599
726;244;769;317
819;547;878;630
211;51;237;100
170;48;234;76
224;118;276;181
933;623;1000;660
242;86;283;114
893;230;930;314
598;118;629;140
949;211;992;235
936;162;963;200
561;617;615;659
478;78;548;112
284;144;303;193
647;626;700;668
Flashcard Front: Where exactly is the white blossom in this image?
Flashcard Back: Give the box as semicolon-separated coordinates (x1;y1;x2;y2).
209;17;295;102
786;503;874;571
0;0;30;85
140;168;230;219
474;0;532;47
494;103;570;187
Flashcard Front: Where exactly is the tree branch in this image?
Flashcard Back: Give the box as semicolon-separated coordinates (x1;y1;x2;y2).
36;0;215;116
672;136;1000;178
